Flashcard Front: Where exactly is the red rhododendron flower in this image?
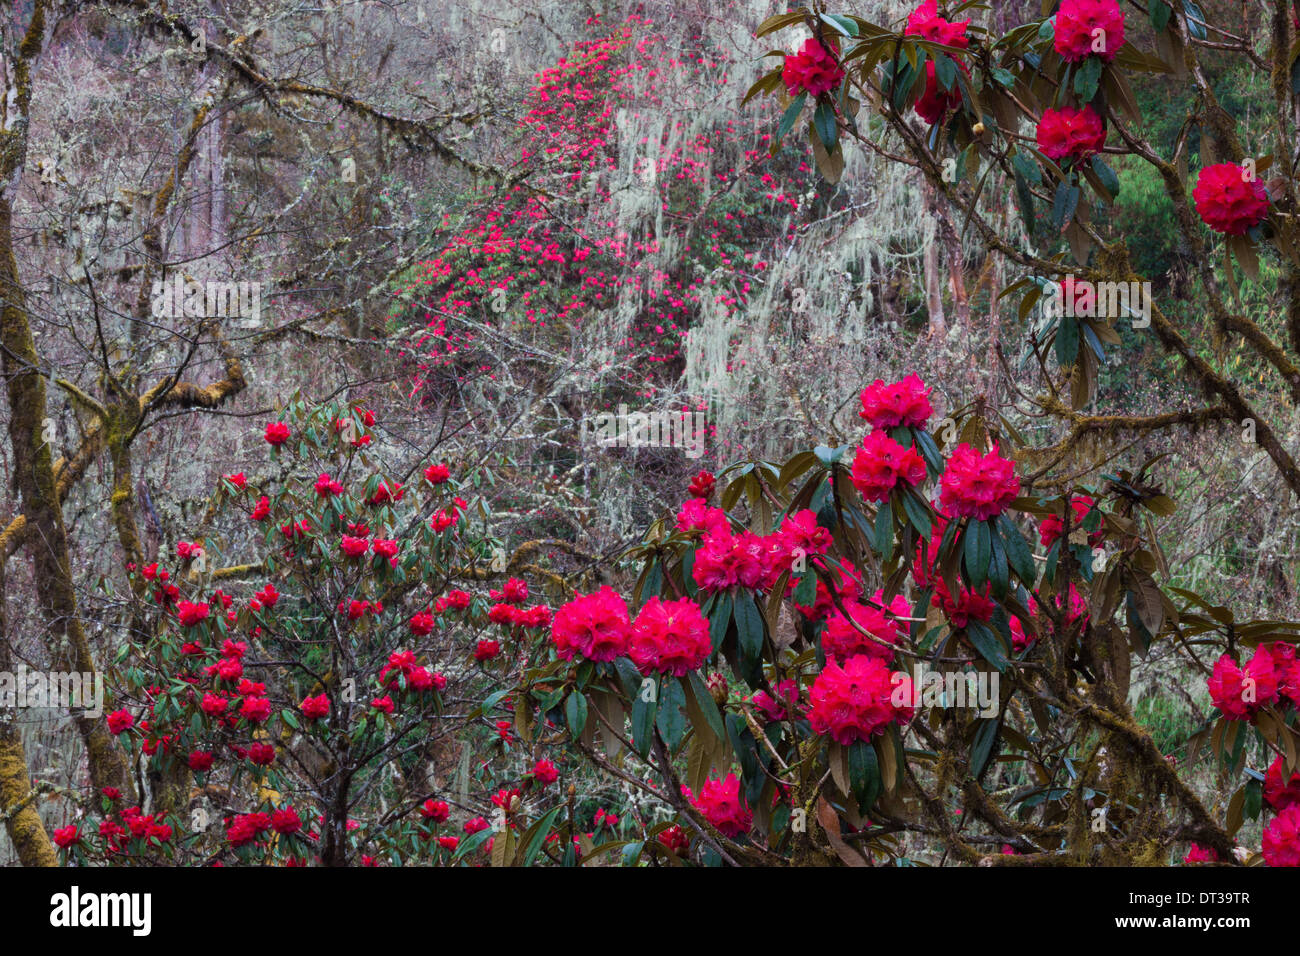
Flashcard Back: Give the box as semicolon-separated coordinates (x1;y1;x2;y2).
628;596;712;676
1053;0;1125;64
551;586;631;662
752;679;801;722
444;589;472;610
1269;641;1300;705
851;430;927;503
300;694;330;720
530;759;560;786
53;825;80;849
177;600;210;627
264;421;291;445
688;470;716;500
249;496;271;521
1193;163;1270;235
1208;646;1280;719
1183;843;1219;864
223;472;246;489
906;0;970;48
1036;105;1107;163
1263;804;1300;867
200;693;228;716
409;611;435;636
247;742;275;765
474;639;501;662
860;374;934;429
253;583;279;609
503;577;529;603
107;709;133;734
1265;755;1300;811
340;535;370;558
1039;495;1101;548
241;697;272;723
420;799;451;822
368;480;404;505
424;462;451;484
657;824;691;854
778;509;832;558
272;807;302;835
913;59;966;125
437;836;459;851
939;444;1021;520
314;473;344;497
808;654;914;745
464;816;489;835
782;37;843;97
371;695;395;714
689;531;751;593
372;538;399;560
188;750;214;772
691;772;753;837
676;498;730;536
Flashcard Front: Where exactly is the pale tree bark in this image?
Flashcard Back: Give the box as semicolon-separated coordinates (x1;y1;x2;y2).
922;181;948;339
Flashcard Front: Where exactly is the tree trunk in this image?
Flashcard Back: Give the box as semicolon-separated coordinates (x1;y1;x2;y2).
0;561;58;867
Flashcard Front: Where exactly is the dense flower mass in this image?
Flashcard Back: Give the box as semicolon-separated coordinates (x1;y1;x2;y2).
628;596;712;676
1192;163;1270;236
905;0;970;48
1262;805;1300;867
781;37;843;97
1265;756;1300;811
807;654;914;745
859;374;934;429
264;422;290;446
1207;645;1280;720
939;444;1021;521
551;586;631;662
1036;106;1107;163
691;773;753;837
1053;0;1125;63
850;430;927;503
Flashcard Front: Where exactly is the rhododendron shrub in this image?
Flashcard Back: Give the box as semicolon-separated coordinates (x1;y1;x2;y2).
79;401;573;866
500;366;1300;867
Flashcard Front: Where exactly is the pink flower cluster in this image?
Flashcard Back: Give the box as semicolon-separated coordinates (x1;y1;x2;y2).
781;38;844;97
691;509;831;595
939;443;1021;521
807;654;914;745
1208;643;1300;720
1053;0;1125;64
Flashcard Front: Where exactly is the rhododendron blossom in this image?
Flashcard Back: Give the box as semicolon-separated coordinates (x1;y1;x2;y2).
858;374;935;429
781;38;843;97
808;655;914;745
1207;646;1280;720
628;596;712;676
551;586;631;662
850;430;927;503
1053;0;1125;64
691;772;753;837
1193;163;1270;236
1263;805;1300;867
1036;105;1107;163
939;444;1021;520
